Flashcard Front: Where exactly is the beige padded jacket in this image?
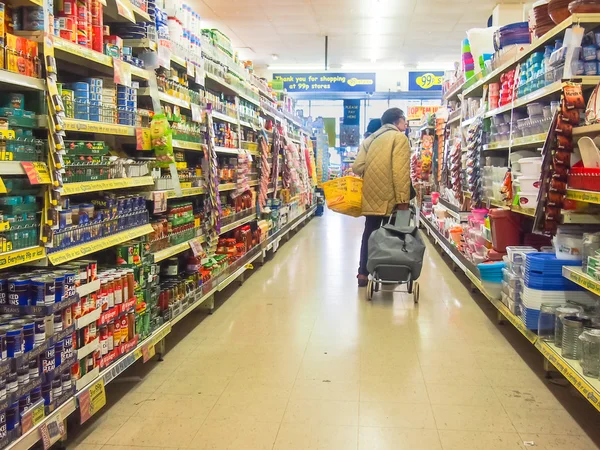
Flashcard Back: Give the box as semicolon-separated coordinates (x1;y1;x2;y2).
352;124;411;216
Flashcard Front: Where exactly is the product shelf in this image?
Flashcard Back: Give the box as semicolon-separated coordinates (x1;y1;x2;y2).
219;183;236;192
103;0;151;23
562;266;600;296
0;161;29;176
488;198;536;217
172;140;206;151
215;146;241;155
153;236;205;263
205;72;240;97
447;111;461;125
62;118;143;136
463;14;600;99
561;211;600;224
212;111;239;125
122;38;157;51
461;116;478;128
0;246;46;270
443;81;464;103
566;189;600;204
137;89;191;109
238;91;261;107
0;70;45;91
484;78;600;119
573;123;600;139
76;279;101;298
47;224;154;265
142;186;206;200
171;54;187;68
219;212;257;234
61;176;154;196
53;37;149;80
483;133;547;151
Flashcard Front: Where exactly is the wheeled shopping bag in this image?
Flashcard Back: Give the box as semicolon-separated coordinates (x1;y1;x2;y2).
365;209;425;302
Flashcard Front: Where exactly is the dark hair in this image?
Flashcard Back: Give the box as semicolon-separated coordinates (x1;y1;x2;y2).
365;118;382;137
381;108;406;125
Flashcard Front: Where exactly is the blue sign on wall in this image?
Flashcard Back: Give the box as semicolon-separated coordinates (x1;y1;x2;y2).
343;99;361;126
273;73;376;93
408;71;444;91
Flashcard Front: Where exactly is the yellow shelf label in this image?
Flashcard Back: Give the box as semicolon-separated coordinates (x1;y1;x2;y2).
63;119;141;136
130;65;149;80
565;268;600;296
154;242;190;262
62;176;154;195
48;224;154;265
21;162;51;185
566;189;600;205
0;246;45;269
172;140;205;151
165;187;205;198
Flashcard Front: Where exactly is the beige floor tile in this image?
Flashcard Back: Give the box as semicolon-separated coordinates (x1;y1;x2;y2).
494;386;562;410
438;430;525;450
282;399;359;426
475;353;533;371
273;424;358;450
416;350;480;369
358;427;442;450
426;383;501;406
207;388;290;423
105;416;201;448
519;434;600;450
103;391;153;417
67;445;103;450
297;357;361;382
432;404;516;432
359;402;436;429
186;419;280;450
359;361;424;381
100;446;175;450
69;413;129;446
481;367;546;389
506;408;587;435
359;377;429;403
134;393;218;419
154;373;231;396
290;378;360;402
421;365;490;386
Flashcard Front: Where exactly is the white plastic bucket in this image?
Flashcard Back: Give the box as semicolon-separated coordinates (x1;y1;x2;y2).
519;157;542;176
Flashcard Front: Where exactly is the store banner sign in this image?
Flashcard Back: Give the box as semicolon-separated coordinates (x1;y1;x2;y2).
273;73;376;93
407;105;442;121
408;71;444;91
343;100;360;126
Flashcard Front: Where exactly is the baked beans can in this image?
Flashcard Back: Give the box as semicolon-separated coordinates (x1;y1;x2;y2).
62;306;72;328
0;277;8;305
63;334;74;360
41;347;56;377
63;270;76;299
28;359;38;380
31;276;55;306
72;301;81;320
88;322;96;342
54;341;63;367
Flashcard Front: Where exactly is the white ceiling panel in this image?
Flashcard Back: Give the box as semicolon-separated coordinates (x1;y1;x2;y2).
191;0;511;66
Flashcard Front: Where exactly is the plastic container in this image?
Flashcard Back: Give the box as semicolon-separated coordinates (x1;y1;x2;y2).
538;303;557;342
519;157;542;176
527;102;544;116
489;209;521;253
579;329;600;378
518;176;541;191
431;192;440;205
471;208;488;221
553;232;583;261
542;105;552;119
482;281;503;300
519;191;539;207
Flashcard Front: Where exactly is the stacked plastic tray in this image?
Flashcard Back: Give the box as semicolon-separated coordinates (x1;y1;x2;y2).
521;253;596;329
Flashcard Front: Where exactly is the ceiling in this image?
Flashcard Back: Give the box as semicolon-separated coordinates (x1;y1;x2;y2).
190;0;526;69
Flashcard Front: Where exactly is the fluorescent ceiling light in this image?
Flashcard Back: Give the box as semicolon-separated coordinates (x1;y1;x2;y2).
341;63;404;70
267;65;324;71
417;62;455;71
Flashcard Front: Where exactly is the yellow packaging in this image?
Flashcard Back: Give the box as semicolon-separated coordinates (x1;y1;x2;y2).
0;3;5;40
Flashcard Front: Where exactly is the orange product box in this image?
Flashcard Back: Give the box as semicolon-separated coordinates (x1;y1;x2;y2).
0;2;5;39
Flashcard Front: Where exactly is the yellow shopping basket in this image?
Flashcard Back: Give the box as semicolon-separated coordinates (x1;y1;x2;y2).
322;176;363;217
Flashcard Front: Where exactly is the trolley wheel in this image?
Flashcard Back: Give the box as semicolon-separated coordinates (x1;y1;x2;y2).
374;281;380;292
366;278;374;301
407;278;413;294
413;282;420;304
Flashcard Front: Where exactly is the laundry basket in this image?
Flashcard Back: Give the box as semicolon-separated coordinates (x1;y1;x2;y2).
322;176;363;217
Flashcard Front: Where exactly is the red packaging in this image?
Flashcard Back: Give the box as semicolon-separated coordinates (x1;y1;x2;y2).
87;0;92;48
120;315;128;343
104;34;122;50
58;0;77;16
91;25;102;52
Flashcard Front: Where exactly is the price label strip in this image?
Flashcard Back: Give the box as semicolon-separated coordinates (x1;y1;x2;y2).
39;412;65;450
78;380;107;424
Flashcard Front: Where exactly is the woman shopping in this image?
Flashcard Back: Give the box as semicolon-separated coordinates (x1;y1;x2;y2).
352;108;412;287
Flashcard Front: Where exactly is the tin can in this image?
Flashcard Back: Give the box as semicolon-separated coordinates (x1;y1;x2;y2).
0;276;8;305
28;359;39;380
88;322;96;341
51;378;62;399
17;368;29;387
29;316;45;346
41;347;56;377
61;370;72;391
63;334;73;361
53;311;63;333
31;276;55;306
6;327;23;357
0;376;7;401
54;274;64;304
6;373;17;394
22;323;34;352
54;341;63;367
8;277;30;306
30;386;41;403
113;319;121;347
41;382;52;406
62;305;72;328
99;325;107;355
72;301;81;320
106;321;114;352
58;0;77;15
62;270;76;299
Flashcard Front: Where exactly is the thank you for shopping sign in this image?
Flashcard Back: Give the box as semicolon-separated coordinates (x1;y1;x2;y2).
273;73;376;93
408;71;444;91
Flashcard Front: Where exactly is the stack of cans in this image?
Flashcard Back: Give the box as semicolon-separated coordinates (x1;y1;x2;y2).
65;82;89;121
86;78;102;122
117;83;137;126
101;78;116;124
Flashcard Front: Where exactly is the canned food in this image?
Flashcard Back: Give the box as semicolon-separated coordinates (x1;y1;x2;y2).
31;276;55;306
8;277;30;306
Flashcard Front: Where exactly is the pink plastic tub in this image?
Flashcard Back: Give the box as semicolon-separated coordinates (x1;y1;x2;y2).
471;208;489;221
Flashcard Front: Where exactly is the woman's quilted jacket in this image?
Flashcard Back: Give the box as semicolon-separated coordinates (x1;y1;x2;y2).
352;124;411;216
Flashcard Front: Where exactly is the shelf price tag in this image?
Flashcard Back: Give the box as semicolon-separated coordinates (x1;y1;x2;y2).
191;103;202;123
0;177;7;194
113;58;132;88
21;399;45;434
187;62;195;77
136;127;151;150
157;39;171;70
115;0;135;22
79;379;107;424
21;162;52;185
189;237;206;257
153;191;167;214
195;64;204;85
142;342;155;363
39;411;65;450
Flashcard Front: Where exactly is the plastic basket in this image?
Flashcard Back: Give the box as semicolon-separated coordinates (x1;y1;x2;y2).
322;176;363;217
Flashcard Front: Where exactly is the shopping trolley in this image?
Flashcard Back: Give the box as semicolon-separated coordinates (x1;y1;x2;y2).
366;207;425;303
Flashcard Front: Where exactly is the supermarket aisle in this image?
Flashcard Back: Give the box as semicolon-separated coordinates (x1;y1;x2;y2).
67;211;600;450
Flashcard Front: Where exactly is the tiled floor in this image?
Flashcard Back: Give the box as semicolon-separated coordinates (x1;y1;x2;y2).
66;212;600;450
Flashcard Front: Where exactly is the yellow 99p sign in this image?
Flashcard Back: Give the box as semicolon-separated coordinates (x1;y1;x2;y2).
415;73;444;90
